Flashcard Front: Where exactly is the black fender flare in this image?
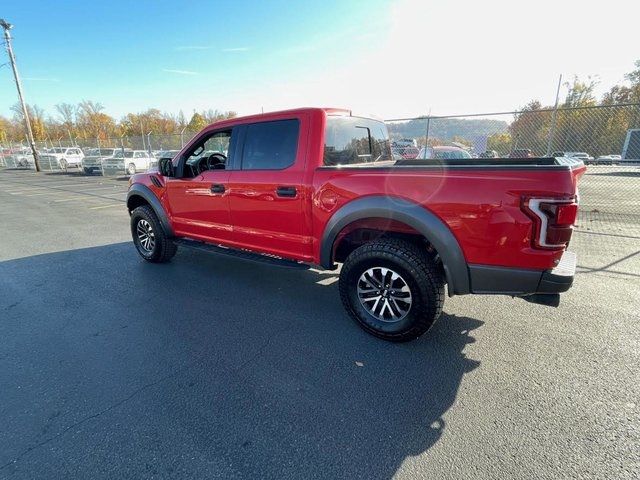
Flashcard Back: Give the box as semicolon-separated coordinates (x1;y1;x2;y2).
126;183;174;237
319;196;470;295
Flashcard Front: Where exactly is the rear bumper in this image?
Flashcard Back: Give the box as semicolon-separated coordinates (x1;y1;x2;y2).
468;251;576;296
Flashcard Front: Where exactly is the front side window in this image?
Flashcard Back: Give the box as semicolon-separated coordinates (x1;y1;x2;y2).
323;116;392;166
241;119;299;170
185;131;231;165
182;130;233;177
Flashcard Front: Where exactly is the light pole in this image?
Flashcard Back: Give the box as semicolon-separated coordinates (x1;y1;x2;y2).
1;19;41;172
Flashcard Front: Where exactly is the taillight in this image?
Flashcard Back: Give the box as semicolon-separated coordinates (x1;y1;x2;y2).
522;197;578;249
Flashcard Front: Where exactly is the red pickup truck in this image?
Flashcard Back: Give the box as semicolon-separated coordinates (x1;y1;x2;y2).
126;108;585;342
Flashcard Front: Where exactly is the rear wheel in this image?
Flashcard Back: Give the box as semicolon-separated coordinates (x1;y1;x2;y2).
339;238;444;342
59;159;68;172
130;205;177;263
83;167;92;175
127;163;137;175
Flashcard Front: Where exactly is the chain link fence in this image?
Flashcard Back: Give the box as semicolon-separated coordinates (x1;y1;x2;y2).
0;131;200;174
386;103;640;238
2;104;639;235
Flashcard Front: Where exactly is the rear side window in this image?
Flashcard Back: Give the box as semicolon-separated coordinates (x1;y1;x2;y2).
324;116;392;166
241;119;299;170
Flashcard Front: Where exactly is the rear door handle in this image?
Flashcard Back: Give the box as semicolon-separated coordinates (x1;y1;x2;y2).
210;184;225;194
276;186;297;198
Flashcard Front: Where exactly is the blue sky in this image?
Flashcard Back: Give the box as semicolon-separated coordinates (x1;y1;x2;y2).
1;0;639;121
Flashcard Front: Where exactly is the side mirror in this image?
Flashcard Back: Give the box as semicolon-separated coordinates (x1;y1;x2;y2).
158;157;175;177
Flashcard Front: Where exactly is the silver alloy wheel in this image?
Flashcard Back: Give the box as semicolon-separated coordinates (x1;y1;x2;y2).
357;267;412;322
136;219;155;253
127;163;136;175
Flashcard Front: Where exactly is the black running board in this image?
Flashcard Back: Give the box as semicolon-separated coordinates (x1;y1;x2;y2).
174;238;309;270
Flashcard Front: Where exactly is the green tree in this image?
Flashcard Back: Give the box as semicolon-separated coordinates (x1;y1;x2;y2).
187;112;207;132
509;100;551;155
487;132;512;155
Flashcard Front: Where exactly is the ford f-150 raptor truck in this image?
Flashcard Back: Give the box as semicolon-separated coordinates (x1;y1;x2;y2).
126;108;585;342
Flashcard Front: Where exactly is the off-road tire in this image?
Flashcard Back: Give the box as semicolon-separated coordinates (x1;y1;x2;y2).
130;205;177;263
339;238;445;342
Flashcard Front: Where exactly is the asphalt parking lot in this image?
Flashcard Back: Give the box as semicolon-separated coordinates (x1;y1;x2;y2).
0;169;638;479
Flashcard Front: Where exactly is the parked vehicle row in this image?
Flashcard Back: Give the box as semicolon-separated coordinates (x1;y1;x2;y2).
0;146;182;175
395;146;629;164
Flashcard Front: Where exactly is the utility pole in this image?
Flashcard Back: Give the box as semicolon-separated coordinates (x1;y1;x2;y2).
424;108;432;156
1;19;41;172
546;74;563;156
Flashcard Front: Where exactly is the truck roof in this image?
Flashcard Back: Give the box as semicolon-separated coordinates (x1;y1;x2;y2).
204;107;355;130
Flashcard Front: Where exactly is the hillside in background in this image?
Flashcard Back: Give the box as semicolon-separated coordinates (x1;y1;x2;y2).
387;117;508;142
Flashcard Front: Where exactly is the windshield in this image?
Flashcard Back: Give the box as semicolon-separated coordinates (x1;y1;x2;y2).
113;150;134;158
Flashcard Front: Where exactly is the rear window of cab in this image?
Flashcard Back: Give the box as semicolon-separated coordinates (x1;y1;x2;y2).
324;116;392;166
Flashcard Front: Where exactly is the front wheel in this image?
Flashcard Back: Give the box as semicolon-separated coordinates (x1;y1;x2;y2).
339;239;445;342
130;205;177;263
127;163;137;175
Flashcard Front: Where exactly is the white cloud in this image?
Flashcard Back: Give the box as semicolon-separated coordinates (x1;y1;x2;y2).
162;69;198;76
174;46;212;51
23;77;60;82
174;46;249;52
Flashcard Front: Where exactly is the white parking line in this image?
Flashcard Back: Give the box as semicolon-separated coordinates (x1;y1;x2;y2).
3;188;47;193
8;191;48;195
89;203;124;210
6;182;95;189
53;196;87;202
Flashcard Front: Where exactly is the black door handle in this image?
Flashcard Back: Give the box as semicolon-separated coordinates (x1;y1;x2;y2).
210;184;225;194
276;186;297;198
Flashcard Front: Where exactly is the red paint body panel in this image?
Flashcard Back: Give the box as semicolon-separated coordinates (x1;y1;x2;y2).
311;166;582;270
129;107;585;274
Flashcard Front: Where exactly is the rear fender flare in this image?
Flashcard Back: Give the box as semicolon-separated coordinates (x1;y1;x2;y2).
320;196;470;295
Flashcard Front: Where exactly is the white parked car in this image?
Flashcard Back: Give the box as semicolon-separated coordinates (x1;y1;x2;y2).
552;151;594;164
594;154;621;165
81;148;119;174
102;149;156;176
39;147;85;171
6;148;36;168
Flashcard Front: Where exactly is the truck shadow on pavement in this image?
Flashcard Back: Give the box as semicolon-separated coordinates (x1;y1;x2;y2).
0;242;482;479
